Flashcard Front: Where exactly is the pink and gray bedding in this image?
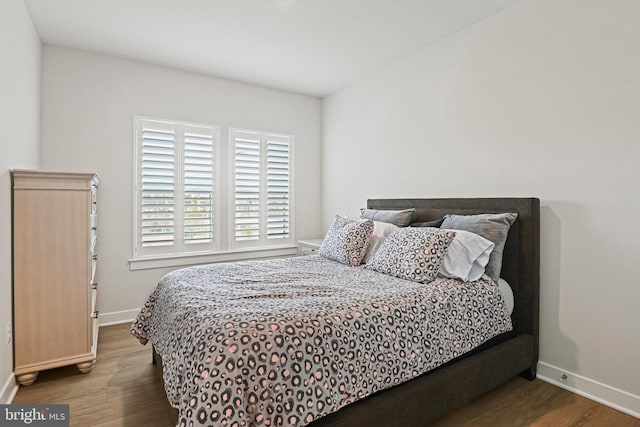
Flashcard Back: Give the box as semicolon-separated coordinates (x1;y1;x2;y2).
130;255;512;427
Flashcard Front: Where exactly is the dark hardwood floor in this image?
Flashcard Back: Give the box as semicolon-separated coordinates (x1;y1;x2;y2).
12;324;640;427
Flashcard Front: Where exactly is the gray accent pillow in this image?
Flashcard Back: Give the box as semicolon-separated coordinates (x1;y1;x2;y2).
360;208;415;227
319;216;374;266
440;213;518;282
366;227;456;283
410;217;444;228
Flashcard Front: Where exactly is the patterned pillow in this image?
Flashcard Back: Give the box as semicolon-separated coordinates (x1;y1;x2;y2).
319;216;374;266
366;227;456;283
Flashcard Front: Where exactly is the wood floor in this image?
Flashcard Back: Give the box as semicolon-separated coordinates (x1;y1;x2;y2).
12;324;640;427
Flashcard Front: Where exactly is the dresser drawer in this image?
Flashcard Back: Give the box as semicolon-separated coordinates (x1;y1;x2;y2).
91;255;97;284
91;189;97;215
90;228;97;254
91;287;98;314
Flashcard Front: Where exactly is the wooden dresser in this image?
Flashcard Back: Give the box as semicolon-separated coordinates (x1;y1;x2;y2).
12;170;99;386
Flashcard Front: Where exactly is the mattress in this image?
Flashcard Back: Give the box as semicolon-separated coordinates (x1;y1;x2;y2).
497;278;514;315
131;255;512;427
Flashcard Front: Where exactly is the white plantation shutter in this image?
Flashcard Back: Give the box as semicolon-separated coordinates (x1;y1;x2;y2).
183;125;215;245
231;128;294;248
135;117;219;257
140;120;176;247
266;135;290;240
233;130;261;242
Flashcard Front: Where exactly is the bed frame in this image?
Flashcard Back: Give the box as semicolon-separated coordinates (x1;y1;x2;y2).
154;197;540;427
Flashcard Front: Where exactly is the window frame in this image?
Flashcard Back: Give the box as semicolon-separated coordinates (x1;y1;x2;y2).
229;127;296;251
130;119;298;271
131;116;221;261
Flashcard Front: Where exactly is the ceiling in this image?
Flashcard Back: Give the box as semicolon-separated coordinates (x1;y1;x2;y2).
25;0;521;97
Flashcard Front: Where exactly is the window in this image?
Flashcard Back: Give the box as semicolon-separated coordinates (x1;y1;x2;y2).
132;119;296;268
231;128;294;249
133;117;219;258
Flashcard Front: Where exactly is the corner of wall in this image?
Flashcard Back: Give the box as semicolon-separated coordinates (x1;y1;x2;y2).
0;0;43;403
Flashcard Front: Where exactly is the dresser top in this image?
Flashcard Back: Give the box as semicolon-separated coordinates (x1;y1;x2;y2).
12;170;99;190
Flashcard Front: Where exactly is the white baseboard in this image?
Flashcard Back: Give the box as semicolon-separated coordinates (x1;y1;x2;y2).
537;361;640;419
0;373;18;404
98;309;138;327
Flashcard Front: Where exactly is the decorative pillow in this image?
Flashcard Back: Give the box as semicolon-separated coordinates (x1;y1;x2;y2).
359;208;415;227
319;216;374;266
362;221;398;264
438;229;495;282
410;217;445;228
366;227;456;283
440;213;517;282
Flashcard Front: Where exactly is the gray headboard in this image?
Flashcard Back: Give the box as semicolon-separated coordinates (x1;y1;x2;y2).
367;198;540;357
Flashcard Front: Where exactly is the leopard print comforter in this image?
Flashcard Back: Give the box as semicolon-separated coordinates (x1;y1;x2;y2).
131;255;512;427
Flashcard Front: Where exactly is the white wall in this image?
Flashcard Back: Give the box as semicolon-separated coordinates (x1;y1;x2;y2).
0;0;41;403
323;0;639;415
39;46;322;324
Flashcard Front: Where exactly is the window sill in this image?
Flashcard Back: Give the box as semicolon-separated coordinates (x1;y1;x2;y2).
129;245;298;271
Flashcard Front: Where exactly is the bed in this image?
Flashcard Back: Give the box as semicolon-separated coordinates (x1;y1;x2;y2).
132;197;539;427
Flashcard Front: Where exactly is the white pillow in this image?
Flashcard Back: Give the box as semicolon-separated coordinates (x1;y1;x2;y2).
438;229;495;282
363;221;398;264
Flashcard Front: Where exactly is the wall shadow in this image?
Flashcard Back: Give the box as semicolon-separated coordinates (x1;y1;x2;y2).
539;203;577;374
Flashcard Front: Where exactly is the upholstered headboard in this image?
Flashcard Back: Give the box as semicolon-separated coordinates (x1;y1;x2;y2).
367;198;540;361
